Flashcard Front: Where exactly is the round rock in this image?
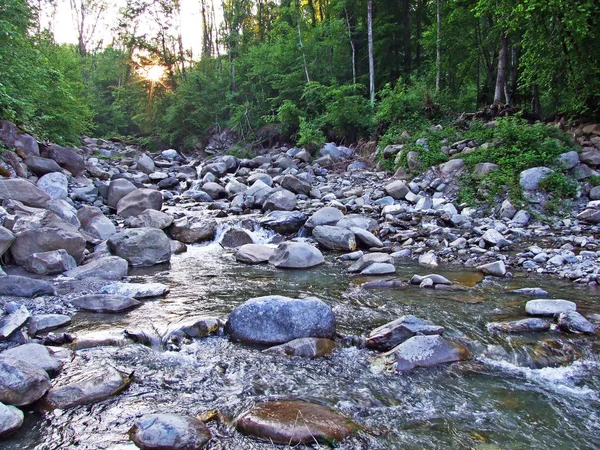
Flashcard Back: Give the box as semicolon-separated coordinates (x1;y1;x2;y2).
129;413;211;450
0;355;51;406
525;299;577;316
0;401;24;437
268;242;324;269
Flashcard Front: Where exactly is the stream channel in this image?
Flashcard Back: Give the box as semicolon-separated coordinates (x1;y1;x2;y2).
3;220;600;449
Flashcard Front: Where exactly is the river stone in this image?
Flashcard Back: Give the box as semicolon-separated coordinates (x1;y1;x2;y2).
136;153;155;174
384;180;409;200
379;335;470;372
263;337;337;358
557;311;595;334
280;174;311;196
499;200;517;219
10;211;86;265
108;228;171;267
482;229;509;247
409;274;452;286
0;276;55;298
269;242;324;269
167;317;220;340
477;260;506;277
313;225;357;251
577;208;600;224
169;216;217;244
305;207;344;229
77;206;116;240
260;211;307;234
36;172;69;200
487;318;552;333
221;228;254;248
0;178;51;207
418;251;438;268
129;414;211;450
263;189;297;211
117;189;163;218
0;305;30;341
526;299;577;316
2;343;62;375
98;282;170;299
127;209;174;229
351;227;383;248
28;314;72;336
23;156;62;176
24;249;77;275
236;400;357;445
64;256;129;280
0;401;23;437
336;214;377;232
236;244;275;264
0;355;51;406
226;179;248;196
360;262;395;275
348;253;393;273
40;366;132;410
227;295;335;345
511;287;548;297
107;179;137;208
202;181;227;200
42;144;85;176
71;294;141;313
46;198;80;227
519;167;553;191
0;226;14;258
366;315;444;351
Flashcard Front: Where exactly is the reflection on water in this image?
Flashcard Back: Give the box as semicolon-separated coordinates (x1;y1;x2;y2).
4;239;600;449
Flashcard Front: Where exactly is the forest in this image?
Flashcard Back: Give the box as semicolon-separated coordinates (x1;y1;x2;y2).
1;0;599;150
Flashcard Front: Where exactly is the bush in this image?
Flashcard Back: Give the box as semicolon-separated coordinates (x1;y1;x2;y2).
296;117;325;153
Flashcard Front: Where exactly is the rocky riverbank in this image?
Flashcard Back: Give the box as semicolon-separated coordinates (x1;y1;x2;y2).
0;118;599;448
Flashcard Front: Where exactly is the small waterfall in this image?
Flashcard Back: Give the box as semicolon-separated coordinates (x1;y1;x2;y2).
211;216;277;246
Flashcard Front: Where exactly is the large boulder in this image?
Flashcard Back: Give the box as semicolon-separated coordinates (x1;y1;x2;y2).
71;294;141;313
0;275;55;298
2;343;63;375
23;156;62;176
42;144;85;176
10;211;86;265
129;414;211;450
135;153;155;174
220;228;254;248
64;256;128;280
78;206;116;240
366;315;444;351
526;299;577;316
0;178;51;207
260;211;307;234
126;209;174;229
117;189;163;218
312;225;357;251
269;242;324;269
169;216;217;244
236;244;275;264
384;180;409;200
24;249;77;275
28;314;72;336
37;172;69;200
0;355;51;406
0;401;24;437
263;189;297;211
107;179;137;209
227;295;336;345
305;207;344;229
98;282;169;299
202;181;227;200
236;400;357;445
280;175;311;195
519;167;553;191
108;228;171;267
0;305;30;340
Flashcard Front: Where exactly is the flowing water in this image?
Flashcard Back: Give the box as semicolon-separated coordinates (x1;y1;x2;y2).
3;222;600;449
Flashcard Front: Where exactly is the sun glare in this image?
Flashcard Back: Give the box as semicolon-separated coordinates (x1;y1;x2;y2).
139;65;166;83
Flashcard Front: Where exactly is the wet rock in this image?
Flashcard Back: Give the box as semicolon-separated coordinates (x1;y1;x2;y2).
557;311;595;334
260;211;307;234
0;355;51;406
304;207;344;229
107;179;137;209
64;256;129;280
71;294;141;313
24;249;77;275
227;295;335;345
236;244;275;264
418;251;438;268
117;189;163;218
280;174;311;195
236;400;357;445
23;156;62;176
367;315;444;351
511;288;548;297
360;262;395;275
482;229;511;247
77;206;116;240
409;274;452;286
0;276;55;298
477;260;506;277
129;414;211;450
168;316;220;339
348;253;393;273
0;401;23;437
339;250;363;261
71;330;133;350
0;305;30;340
487;318;552;333
0;178;51;208
40;366;132;410
126;209;174;229
221;228;254;248
515;340;582;369
378;335;470;372
42;144;85;176
98;282;170;299
351;227;383;248
312;225;356;251
263;337;337;358
526;299;577;316
108;228;171;267
263;189;296;211
169;216;217;244
269;242;324;269
2;343;62;375
28;314;71;336
10;211;86;265
0;226;15;258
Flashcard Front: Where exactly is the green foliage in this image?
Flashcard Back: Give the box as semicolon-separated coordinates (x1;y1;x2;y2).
296;117;325;153
539;172;578;199
227;144;254;159
589;176;600;187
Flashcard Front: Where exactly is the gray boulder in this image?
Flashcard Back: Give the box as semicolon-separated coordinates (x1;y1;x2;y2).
135;154;155;174
519;167;553;191
72;185;98;203
28;314;71;336
336;214;377;232
107;179;137;209
46;199;80;227
126;209;174;229
367;315;444;351
351;227;383;248
14;133;39;157
227;295;336;345
280;175;311;195
312;225;356;251
269;242;324;269
0;178;51;207
477;260;506;277
557;151;580;169
71;294;141;313
0;355;51;406
129;414;211;450
42;144;85;176
64;256;128;280
0;226;14;259
236;244;275;264
348;253;393;273
263;337;337;358
0;401;23;437
116;189;163;218
557;311;595;334
580;147;600;166
77;206;116;240
360;262;395;275
202;181;227;200
98;282;169;299
169;216;217;244
384;180;409;200
305;207;344;229
24;249;76;275
0;305;30;340
260;211;307;234
263;189;297;211
108;228;171;267
23;156;62;176
473;162;499;178
487;318;552;333
0;276;55;298
37;172;69;200
2;343;62;375
526;299;577;316
221;228;254;248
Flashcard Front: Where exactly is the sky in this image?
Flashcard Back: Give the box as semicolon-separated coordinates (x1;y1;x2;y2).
46;0;207;59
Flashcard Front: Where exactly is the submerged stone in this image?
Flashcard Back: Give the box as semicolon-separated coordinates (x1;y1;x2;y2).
129;413;211;450
71;294;141;313
263;337;337;358
487;318;552;333
557;311;596;335
366;315;444;351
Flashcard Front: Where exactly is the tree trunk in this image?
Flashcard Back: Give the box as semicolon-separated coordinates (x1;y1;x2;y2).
297;3;310;83
402;0;410;77
368;0;374;106
344;7;356;86
435;0;441;91
494;30;508;104
531;84;541;117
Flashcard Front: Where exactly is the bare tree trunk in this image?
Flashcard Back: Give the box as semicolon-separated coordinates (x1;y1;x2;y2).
402;0;410;77
531;84;541;117
435;0;441;91
494;30;508;104
297;2;310;83
344;7;356;86
368;0;374;106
